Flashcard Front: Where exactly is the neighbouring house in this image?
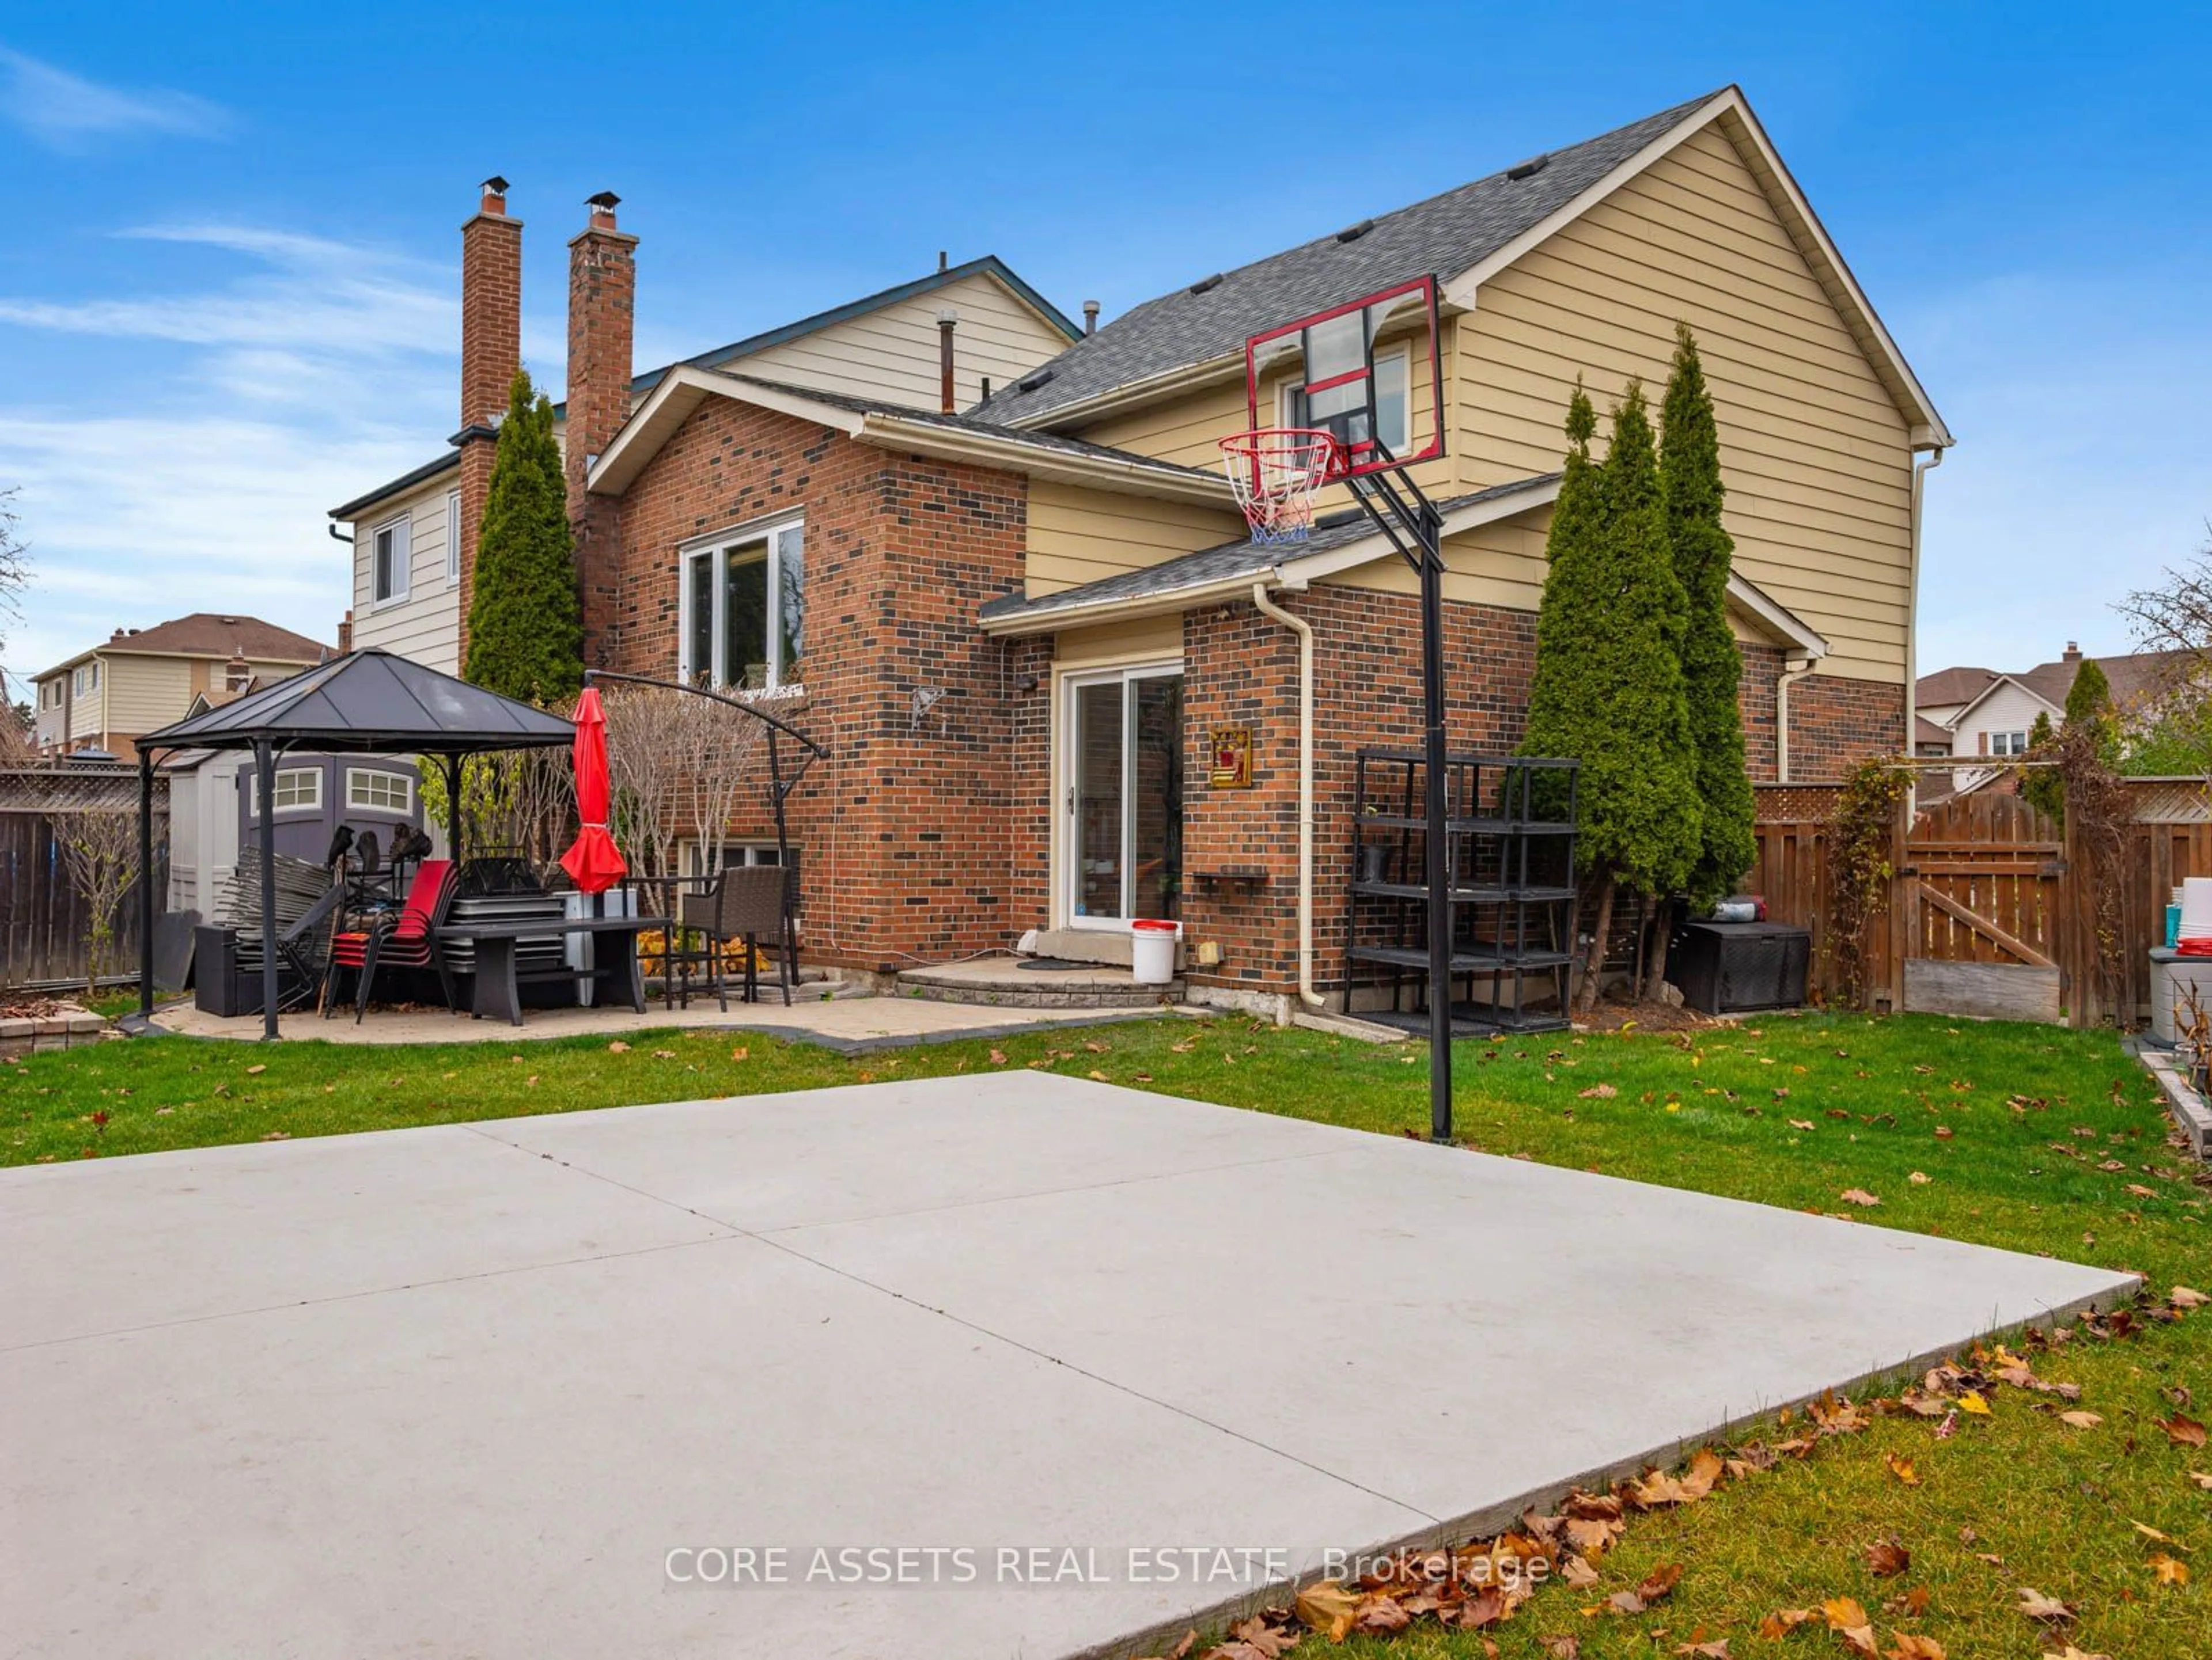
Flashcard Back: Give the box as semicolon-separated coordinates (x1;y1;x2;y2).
365;84;1950;1015
1915;642;2199;793
31;615;331;763
328;210;1082;675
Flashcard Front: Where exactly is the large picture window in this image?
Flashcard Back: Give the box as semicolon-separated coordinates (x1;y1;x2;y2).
679;518;805;689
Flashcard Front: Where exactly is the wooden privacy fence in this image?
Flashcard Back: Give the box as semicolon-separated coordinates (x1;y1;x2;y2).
0;770;168;991
1750;778;2212;1028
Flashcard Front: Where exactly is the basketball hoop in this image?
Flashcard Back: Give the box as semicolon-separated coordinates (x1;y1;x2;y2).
1219;427;1344;544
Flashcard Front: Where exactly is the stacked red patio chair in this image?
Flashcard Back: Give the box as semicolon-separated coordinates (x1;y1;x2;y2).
327;858;460;1023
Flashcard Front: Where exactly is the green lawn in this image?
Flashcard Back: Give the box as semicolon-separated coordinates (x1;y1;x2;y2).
7;1011;2207;1657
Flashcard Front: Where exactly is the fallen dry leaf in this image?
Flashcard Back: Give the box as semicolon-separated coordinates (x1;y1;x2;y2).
1840;1188;1882;1207
607;1040;630;1053
245;1063;267;1075
2040;1648;2112;1660
1789;1118;1816;1131
1883;1586;1932;1619
1885;1451;1922;1486
1863;1537;1911;1578
1887;1638;1945;1660
1579;1083;1618;1099
1957;1390;1993;1416
1560;1555;1600;1589
2149;1551;2190;1586
2014;1587;2074;1624
1909;1170;1931;1185
1541;1638;1580;1659
2158;1412;2209;1448
1637;1563;1684;1605
2171;1284;2209;1309
1758;1608;1816;1639
1823;1598;1878;1658
1293;1579;1358;1641
1673;1639;1729;1658
2059;1411;2104;1430
2188;1470;2212;1491
2131;1520;2173;1543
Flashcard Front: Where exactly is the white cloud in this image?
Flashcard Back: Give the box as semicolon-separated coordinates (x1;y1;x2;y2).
0;46;229;150
0;222;462;680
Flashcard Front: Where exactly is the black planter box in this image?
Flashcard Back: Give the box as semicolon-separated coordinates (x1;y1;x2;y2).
1668;920;1811;1015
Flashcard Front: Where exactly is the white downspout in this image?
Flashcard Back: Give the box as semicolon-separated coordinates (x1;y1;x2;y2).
1775;657;1815;783
1906;446;1945;808
1250;582;1325;1010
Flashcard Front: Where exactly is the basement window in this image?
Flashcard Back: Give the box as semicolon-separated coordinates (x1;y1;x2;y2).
679;517;805;690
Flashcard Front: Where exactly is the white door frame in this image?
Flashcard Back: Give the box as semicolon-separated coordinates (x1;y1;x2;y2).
1054;660;1182;933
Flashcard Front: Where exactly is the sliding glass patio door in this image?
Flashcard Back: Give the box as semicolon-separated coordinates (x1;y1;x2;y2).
1065;667;1183;924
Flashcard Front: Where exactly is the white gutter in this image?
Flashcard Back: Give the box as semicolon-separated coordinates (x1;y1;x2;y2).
1249;582;1324;1010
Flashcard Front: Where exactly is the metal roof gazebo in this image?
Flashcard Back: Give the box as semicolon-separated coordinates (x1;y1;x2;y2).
133;648;577;1039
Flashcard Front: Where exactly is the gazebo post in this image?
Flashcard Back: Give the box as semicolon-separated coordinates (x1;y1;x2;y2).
255;739;280;1041
446;753;465;869
138;749;156;1019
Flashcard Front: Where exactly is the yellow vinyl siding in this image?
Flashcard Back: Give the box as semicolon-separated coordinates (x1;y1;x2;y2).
1024;480;1244;598
741;272;1070;412
1456;122;1913;681
1053;613;1183;669
100;655;193;736
1330;509;1551;614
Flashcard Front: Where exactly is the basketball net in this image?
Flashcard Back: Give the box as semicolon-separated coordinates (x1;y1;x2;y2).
1219;427;1344;544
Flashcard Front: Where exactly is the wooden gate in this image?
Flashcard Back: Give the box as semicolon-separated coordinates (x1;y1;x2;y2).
1898;793;2066;1022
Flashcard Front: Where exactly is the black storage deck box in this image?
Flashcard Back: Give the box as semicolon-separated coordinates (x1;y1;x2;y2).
1668;920;1810;1015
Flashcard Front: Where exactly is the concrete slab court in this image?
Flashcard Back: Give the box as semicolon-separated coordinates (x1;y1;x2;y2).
1;1076;2134;1659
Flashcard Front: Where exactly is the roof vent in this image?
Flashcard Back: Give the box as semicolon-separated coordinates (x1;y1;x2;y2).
1506;153;1549;181
1188;272;1225;295
1335;218;1374;243
1016;367;1054;393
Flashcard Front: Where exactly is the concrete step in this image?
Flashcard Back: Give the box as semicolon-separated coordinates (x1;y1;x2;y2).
896;958;1182;1010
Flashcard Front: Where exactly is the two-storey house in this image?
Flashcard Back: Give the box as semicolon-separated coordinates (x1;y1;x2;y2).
391;85;1953;1016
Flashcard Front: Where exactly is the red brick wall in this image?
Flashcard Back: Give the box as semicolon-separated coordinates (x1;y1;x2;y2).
1787;674;1905;782
566;216;637;665
457;198;521;670
599;397;1027;968
1739;642;1783;782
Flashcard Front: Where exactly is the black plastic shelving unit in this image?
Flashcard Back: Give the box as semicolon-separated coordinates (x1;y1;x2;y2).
1346;749;1578;1036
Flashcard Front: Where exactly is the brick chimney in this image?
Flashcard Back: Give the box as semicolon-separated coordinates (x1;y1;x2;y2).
336;609;354;655
2062;640;2082;663
566;192;637;663
456;176;521;669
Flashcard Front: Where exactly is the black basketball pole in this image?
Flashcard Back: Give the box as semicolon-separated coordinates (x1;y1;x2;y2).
1347;467;1453;1143
1416;512;1452;1142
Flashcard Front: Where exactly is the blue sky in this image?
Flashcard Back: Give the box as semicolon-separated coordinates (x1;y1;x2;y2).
3;3;2209;693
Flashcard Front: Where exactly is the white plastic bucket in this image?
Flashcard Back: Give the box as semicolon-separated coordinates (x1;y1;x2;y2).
1130;919;1180;984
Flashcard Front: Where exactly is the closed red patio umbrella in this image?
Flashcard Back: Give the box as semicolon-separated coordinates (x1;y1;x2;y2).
560;687;627;894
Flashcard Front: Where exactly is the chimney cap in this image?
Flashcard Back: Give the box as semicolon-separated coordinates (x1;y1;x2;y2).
481;175;510;195
586;190;620;210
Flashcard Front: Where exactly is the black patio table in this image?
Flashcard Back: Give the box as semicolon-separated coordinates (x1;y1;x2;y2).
437;914;671;1028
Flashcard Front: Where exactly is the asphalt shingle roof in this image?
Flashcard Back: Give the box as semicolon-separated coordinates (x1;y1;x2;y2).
971;92;1721;427
979;475;1559;627
719;375;1226;483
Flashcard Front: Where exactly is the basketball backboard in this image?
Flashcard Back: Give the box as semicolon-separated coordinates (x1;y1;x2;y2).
1242;274;1445;481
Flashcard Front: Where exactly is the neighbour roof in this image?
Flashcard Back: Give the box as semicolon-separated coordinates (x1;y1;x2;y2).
971;93;1721;427
1913;666;1998;710
2013;648;2198;713
1914;715;1950;747
333;257;1082;522
138;648;574;756
36;613;331;680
